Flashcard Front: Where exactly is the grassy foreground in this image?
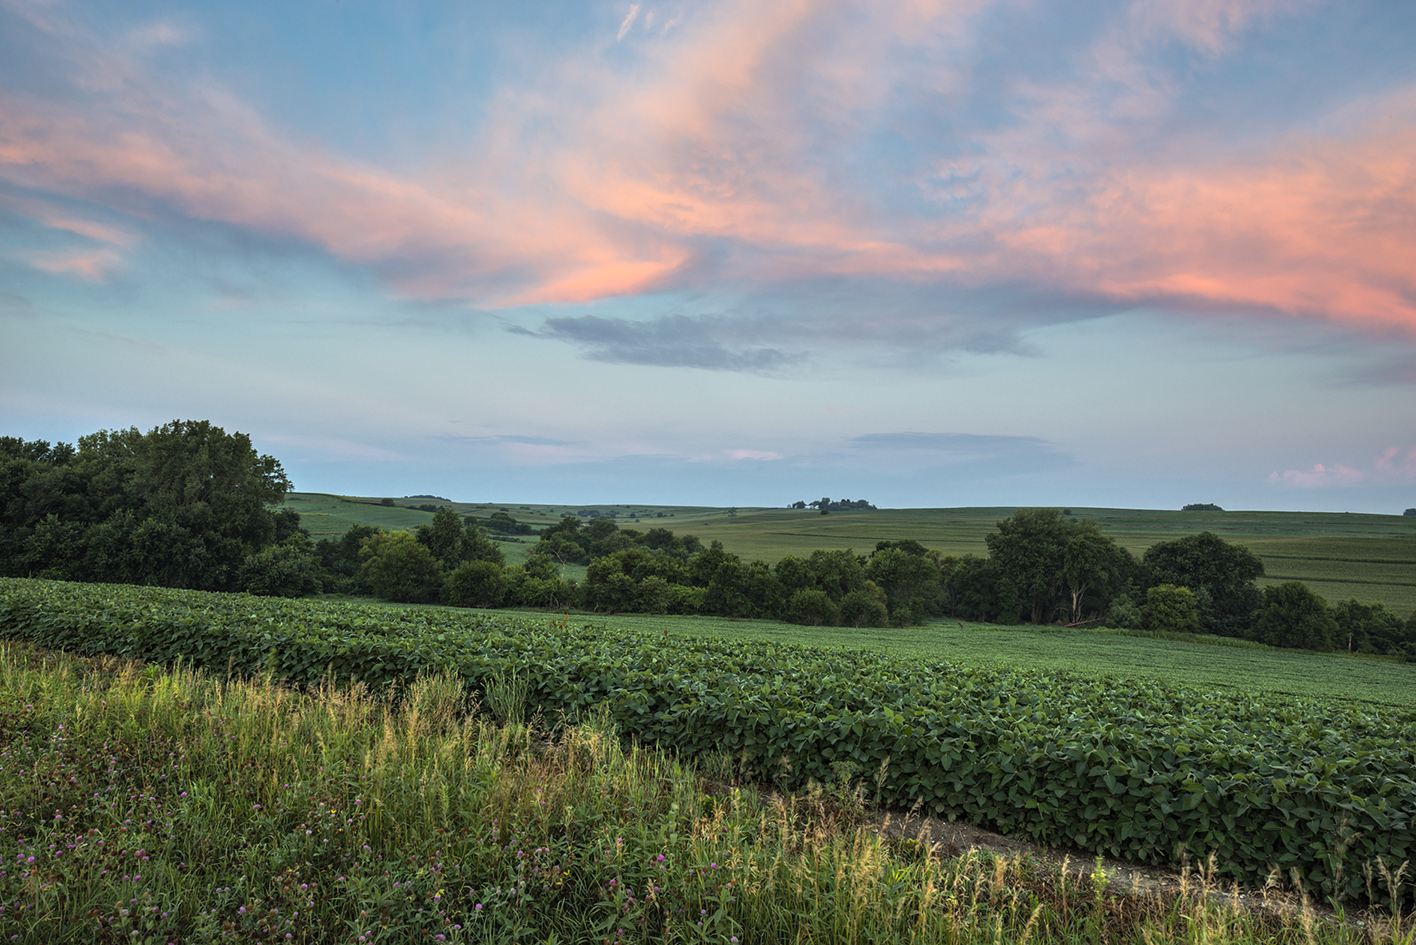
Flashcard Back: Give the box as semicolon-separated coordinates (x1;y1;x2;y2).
1;643;1411;944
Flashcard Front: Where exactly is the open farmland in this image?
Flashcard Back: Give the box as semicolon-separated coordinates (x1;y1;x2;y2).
577;612;1416;708
291;495;1416;613
8;642;1411;945
3;576;1414;915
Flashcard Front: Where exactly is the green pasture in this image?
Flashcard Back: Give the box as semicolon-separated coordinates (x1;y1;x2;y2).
290;494;1416;613
322;594;1416;708
569;611;1416;708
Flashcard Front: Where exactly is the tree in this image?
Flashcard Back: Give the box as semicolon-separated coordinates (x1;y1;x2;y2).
865;547;940;624
785;588;840;626
360;531;442;603
634;575;675;614
739;560;786;618
416;507;465;569
1060;523;1136;625
458;520;506;568
838;589;888;628
239;534;324;598
1333;599;1411;655
316;523;379;594
1143;584;1200;633
1;422;293;591
1142;532;1264;636
1247;582;1338;651
804;549;866;602
416;508;504;572
583;554;637;612
444;560;507;608
774;555;817;596
943;555;1010;622
984;509;1073;624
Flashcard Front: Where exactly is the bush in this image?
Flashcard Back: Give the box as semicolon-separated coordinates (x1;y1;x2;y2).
634;575;674;614
360;532;442;604
238;537;324;598
667;584;705;615
838;589;887;628
784;588;840;626
1143;584;1199;633
1247;582;1337;651
1105;593;1143;629
443;560;507;608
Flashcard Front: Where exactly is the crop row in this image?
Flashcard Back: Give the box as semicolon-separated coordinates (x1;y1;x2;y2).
2;577;1414;906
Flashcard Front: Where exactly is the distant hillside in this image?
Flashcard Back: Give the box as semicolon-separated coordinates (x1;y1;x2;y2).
287;494;1416;613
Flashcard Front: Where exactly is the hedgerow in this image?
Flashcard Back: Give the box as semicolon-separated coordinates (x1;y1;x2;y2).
2;577;1413;907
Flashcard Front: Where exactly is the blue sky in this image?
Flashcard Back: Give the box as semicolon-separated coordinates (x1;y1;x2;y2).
2;0;1414;512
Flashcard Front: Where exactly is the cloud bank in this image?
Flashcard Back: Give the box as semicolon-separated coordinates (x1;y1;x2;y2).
2;0;1414;359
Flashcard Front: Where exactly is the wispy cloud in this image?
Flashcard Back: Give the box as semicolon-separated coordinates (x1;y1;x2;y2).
1374;446;1416;480
0;193;139;246
22;247;123;281
1;0;1413;349
1268;463;1366;488
521;314;803;372
1269;446;1416;488
617;5;640;41
261;433;404;462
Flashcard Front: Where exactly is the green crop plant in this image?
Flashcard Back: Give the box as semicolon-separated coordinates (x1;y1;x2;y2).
3;576;1415;910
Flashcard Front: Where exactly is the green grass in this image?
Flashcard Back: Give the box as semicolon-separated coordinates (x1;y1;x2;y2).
3;642;1410;943
565;611;1416;708
318;591;1416;708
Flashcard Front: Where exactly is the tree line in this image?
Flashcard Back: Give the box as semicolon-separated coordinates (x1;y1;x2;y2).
3;424;1412;658
1;423;297;592
323;506;1416;657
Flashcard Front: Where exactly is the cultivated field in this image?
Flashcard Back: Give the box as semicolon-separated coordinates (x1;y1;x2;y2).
573;612;1416;708
289;495;1416;613
8;640;1410;944
3;577;1414;928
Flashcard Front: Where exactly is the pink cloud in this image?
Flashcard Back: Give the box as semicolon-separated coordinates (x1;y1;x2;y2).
726;449;784;461
1269;446;1416;488
1268;463;1366;488
1128;0;1317;56
1374;447;1416;480
22;247;123;281
0;194;139;246
1;0;1413;341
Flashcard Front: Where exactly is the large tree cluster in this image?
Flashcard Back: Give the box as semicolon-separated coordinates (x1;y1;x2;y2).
1;422;296;592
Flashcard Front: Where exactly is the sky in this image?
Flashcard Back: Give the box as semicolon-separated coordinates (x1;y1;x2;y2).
2;0;1414;513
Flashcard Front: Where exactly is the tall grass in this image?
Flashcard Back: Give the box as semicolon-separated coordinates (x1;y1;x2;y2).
0;641;1408;944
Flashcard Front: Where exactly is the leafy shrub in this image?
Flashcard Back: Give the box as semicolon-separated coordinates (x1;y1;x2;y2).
634;575;674;614
838;589;887;628
785;588;840;626
238;537;324;598
1143;584;1199;633
1105;593;1143;630
359;532;442;603
443;560;507;608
